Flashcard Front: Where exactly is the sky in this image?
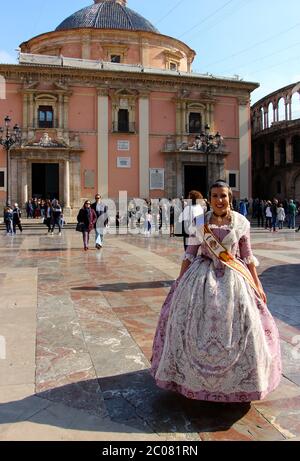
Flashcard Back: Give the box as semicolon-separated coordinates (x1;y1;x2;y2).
1;0;300;104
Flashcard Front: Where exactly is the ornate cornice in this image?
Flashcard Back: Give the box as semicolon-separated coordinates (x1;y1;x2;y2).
0;64;258;94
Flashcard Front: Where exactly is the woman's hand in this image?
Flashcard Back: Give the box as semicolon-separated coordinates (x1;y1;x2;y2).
257;286;267;303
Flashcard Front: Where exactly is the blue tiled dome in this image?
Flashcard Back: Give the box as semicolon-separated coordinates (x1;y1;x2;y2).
56;1;159;33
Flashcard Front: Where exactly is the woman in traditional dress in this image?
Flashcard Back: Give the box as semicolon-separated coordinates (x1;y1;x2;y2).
151;180;281;402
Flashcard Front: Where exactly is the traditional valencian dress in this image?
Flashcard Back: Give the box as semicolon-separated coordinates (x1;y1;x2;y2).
151;211;282;402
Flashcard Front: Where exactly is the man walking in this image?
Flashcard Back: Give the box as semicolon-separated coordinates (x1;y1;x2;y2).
91;194;108;249
12;203;23;234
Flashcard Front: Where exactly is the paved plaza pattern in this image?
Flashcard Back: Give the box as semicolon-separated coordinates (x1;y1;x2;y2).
0;225;300;441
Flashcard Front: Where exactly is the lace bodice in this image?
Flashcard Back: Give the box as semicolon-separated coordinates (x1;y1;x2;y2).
184;211;258;267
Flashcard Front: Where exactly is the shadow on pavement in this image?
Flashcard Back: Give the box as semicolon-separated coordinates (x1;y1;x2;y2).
0;370;250;434
260;264;300;326
71;281;174;292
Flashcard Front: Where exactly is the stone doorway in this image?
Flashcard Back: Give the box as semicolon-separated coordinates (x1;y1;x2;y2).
32;163;59;200
184;165;207;198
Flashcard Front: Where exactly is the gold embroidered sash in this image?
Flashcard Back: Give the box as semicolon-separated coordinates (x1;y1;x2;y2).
202;224;261;298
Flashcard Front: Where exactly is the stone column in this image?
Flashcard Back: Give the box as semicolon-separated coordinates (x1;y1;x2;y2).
97;89;109;197
10;157;18;205
285;100;289;121
63;95;69;130
21;159;28;206
181;101;186;135
139;93;150;197
273;105;276;124
176;101;182;145
264;108;268;129
23;94;28;129
64;158;71;213
286;138;293;164
58;94;63;129
239;100;251;199
29;94;34;127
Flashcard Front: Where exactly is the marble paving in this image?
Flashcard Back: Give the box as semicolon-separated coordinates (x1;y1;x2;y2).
0;225;299;441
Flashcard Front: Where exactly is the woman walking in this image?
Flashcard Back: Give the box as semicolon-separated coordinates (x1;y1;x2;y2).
151;180;281;402
77;200;97;251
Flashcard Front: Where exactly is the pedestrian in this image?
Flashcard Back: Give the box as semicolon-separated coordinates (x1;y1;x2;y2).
257;199;264;228
179;190;204;250
12;203;23;234
265;201;272;231
50;199;63;235
151;179;281;402
144;209;152;237
77;200;97;251
288;199;297;229
271;199;278;232
238;199;247;216
277;203;285;230
3;205;13;235
91;194;108;249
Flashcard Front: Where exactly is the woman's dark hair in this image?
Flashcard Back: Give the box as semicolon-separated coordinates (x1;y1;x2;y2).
187;190;203;205
209;179;233;207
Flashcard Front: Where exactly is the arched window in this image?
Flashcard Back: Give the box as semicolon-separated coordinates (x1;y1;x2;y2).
291;91;300;120
278;97;285;121
292;135;300;162
268;102;274;127
188;112;202;133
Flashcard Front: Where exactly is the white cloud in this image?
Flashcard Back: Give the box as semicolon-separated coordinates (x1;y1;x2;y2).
0;50;17;64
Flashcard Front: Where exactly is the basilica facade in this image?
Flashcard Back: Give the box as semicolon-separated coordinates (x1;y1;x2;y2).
0;0;257;214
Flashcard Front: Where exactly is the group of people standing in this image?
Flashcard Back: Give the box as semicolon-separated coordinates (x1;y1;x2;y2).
253;198;299;231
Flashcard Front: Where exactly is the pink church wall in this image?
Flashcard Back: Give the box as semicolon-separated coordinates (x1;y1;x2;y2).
150;93;176;133
214;97;238;138
80;135;97;199
149;93;176;198
69;88;97;199
108;135;139;198
69;87;97;131
0;83;23;202
214;97;240;172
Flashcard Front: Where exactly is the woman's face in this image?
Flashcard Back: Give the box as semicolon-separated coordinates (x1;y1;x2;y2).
210;187;230;215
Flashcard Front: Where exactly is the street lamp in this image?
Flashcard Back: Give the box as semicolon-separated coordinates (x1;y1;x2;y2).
0;116;22;205
194;124;223;198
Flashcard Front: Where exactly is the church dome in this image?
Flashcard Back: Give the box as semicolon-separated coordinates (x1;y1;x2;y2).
55;0;159;33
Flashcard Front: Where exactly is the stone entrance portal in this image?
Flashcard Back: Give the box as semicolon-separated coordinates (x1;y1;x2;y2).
32;163;59;200
9;146;83;216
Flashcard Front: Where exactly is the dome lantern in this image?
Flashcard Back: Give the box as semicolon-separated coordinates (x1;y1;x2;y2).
94;0;127;5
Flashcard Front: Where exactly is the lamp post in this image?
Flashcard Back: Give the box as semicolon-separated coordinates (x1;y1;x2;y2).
0;116;22;205
194;124;223;198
